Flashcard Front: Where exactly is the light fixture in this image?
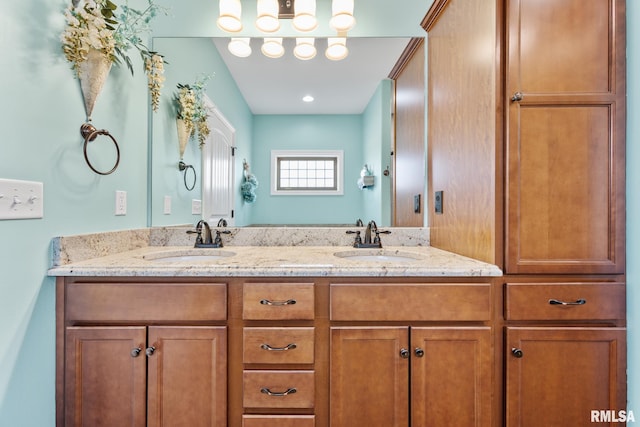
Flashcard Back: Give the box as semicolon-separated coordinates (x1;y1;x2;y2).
293;0;318;32
294;38;316;60
261;38;285;58
228;38;252;57
217;0;243;33
256;0;280;33
330;0;356;32
302;95;315;102
326;37;348;60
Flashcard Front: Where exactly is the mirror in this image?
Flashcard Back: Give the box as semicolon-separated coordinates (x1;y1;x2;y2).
150;36;419;227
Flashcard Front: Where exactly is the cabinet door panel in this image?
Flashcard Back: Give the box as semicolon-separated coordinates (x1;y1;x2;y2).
330;327;409;427
509;0;613;94
506;327;626;427
147;326;227;427
411;327;492;427
65;327;147;427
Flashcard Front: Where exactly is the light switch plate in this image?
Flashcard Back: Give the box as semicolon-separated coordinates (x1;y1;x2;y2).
0;178;44;220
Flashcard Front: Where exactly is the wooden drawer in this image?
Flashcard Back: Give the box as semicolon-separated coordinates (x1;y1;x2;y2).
66;282;227;322
243;415;315;427
330;283;491;321
243;370;315;409
505;283;626;321
243;283;315;320
244;327;315;364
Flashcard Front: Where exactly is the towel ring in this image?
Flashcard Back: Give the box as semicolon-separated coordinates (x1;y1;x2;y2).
179;161;196;191
81;123;120;176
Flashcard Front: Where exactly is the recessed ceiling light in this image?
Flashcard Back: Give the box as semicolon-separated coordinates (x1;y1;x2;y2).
303;95;314;102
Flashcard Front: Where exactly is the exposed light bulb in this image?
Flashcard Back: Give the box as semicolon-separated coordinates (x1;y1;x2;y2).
330;0;356;32
293;0;318;32
294;38;317;60
261;38;285;58
217;0;243;33
303;95;315;102
326;37;348;61
228;38;252;57
256;0;280;33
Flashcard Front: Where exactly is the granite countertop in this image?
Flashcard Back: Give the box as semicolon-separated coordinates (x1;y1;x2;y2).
46;227;502;278
47;245;502;278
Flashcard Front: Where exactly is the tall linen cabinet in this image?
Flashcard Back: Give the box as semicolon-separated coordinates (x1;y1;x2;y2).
425;0;627;426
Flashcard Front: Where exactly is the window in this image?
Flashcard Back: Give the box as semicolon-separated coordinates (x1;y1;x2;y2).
271;150;344;195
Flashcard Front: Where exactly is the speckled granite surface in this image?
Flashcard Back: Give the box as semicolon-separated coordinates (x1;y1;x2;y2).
49;227;502;277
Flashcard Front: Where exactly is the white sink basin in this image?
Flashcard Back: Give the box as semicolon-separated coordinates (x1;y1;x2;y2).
144;249;236;263
333;250;422;262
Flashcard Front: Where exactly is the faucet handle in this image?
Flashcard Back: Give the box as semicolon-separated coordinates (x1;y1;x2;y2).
186;228;203;244
373;229;391;245
346;230;363;246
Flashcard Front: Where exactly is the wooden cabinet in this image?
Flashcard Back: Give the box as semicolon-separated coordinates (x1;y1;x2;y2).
504;283;626;427
506;327;626;427
330;326;491;427
329;282;493;427
241;282;316;424
58;281;228;427
504;0;626;274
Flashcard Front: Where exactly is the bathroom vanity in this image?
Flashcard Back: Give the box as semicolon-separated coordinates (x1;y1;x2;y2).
49;227;626;427
50;229;505;427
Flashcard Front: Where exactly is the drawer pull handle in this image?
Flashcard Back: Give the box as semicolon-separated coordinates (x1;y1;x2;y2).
131;347;142;357
261;387;297;397
415;348;425;357
549;298;587;306
260;298;297;306
400;348;410;359
145;346;156;357
261;343;297;351
511;348;524;358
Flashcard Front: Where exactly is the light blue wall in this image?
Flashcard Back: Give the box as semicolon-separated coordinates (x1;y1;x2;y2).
0;0;155;424
251;114;365;225
626;0;639;417
1;1;637;426
362;79;394;225
150;37;254;226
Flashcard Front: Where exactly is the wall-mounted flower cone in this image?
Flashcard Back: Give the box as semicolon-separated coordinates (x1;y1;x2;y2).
77;48;112;121
176;118;191;159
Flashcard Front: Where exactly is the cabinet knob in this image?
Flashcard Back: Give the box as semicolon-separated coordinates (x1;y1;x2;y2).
414;348;425;357
511;347;524;358
145;346;156;357
400;348;410;359
130;347;142;358
511;91;524;102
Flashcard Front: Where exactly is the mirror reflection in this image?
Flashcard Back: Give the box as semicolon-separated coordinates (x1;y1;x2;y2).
150;36;416;227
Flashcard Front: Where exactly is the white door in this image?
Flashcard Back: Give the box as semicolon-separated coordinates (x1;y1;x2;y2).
201;97;236;226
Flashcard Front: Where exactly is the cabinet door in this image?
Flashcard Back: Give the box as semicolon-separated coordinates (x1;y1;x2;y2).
411;327;492;427
65;326;147;427
330;327;409;427
506;327;626;427
147;327;227;427
505;0;625;274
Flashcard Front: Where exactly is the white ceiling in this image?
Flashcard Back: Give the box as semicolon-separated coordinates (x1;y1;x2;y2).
211;37;412;115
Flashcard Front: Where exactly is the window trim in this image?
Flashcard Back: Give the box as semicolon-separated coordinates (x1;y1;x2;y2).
270;150;344;196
